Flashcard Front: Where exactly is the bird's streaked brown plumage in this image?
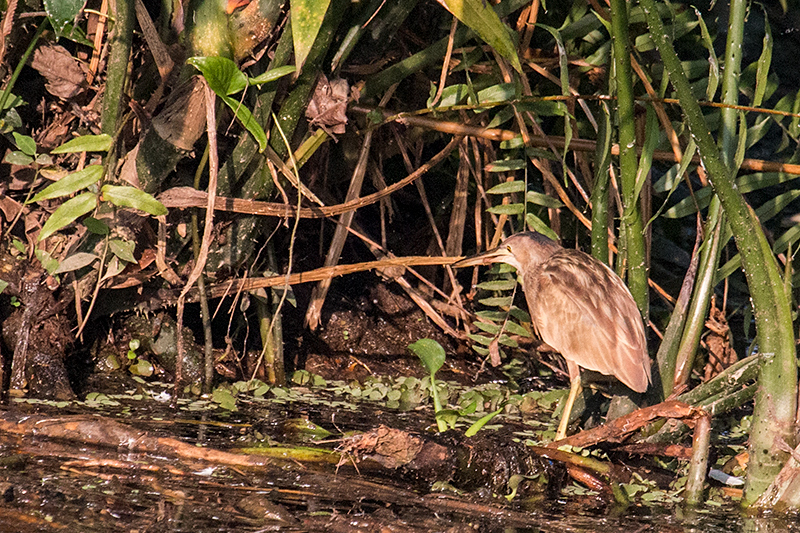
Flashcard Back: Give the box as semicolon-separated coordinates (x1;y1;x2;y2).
454;231;650;439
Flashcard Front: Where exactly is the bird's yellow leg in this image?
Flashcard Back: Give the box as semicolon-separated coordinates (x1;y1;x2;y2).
556;362;582;441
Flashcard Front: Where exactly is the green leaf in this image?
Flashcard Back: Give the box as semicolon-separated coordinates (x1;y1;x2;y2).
83;217;110;235
752;13;772;108
472;83;517;106
100;185;168;215
525;191;563;209
30;165;104;203
43;0;84;35
487;203;524;215
478;296;514;307
0;280;7;294
476;279;517;291
291;0;331;71
187;56;248;95
220;95;267;152
465;407;503;437
486;161;526;174
109;238;136;263
525;213;559;240
12;132;36;156
248;65;296;85
409;338;446;376
38;192;97;241
55;252;98;274
4;151;33;166
473;321;501;334
51;134;113;154
438;0;523;73
35;248;60;275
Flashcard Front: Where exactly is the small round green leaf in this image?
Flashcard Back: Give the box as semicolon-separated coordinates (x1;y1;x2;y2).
409;338;446;376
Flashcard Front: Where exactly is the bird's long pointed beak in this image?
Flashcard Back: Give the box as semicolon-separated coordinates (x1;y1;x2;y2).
452;246;514;268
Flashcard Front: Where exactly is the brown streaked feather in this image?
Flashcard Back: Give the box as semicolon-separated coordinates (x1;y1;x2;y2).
524;249;650;392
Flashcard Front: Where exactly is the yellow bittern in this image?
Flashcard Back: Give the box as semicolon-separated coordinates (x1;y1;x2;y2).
454;232;651;440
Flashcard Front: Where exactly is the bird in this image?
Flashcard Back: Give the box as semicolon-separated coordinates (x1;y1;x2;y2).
454;232;651;440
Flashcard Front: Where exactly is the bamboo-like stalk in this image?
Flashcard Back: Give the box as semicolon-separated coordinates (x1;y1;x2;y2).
101;0;133;140
639;0;797;507
685;413;712;505
591;102;612;264
609;0;648;320
671;214;722;390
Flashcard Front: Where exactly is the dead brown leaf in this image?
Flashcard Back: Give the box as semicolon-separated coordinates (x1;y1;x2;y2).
31;44;88;99
306;74;350;135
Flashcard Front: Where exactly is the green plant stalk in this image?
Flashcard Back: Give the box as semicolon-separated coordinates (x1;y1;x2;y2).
685;413;712;506
224;27;295;197
257;241;286;386
191;144;214;393
269;0;348;158
640;0;797;506
591;102;612;264
427;372;447;433
361;0;529;99
655;232;700;399
610;0;647;319
678;352;761;406
671;0;745;394
0;20;48;115
671;209;722;391
101;0;134;138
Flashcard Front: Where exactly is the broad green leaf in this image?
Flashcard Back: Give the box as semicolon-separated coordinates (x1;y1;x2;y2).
429;83;470;108
220;95;267;152
38;192;97;241
0;280;7;294
188;56;248;95
486;162;526;175
12;132;36;156
497;334;518;348
100;185;168;215
474;321;501;335
487;203;524;215
478;296;514;307
55;252;98;273
526;191;563;209
83;217;110;235
498;320;530;337
467;333;493;346
292;0;331;71
408;338;446;376
52;134;112;154
30;165;104;203
525;213;559;240
472;83;516;106
43;0;84;35
4;151;33;166
248;66;296;85
437;0;522;73
109;238;136;263
476;279;517;291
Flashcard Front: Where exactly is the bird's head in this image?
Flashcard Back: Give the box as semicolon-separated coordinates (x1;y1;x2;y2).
453;232;561;274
